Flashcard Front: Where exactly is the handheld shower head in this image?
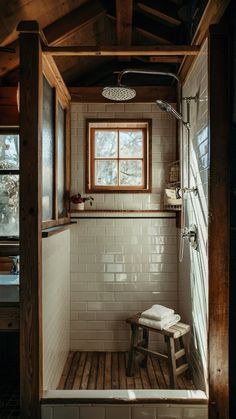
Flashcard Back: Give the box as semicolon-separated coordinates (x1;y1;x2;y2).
102;85;136;101
156;100;183;121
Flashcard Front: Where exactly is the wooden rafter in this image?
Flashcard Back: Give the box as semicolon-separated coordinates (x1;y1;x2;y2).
106;7;173;45
44;0;106;46
43;45;200;56
0;0;106;78
116;0;133;45
134;27;172;45
136;0;181;26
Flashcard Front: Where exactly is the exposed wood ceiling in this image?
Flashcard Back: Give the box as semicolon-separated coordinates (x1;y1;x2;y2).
0;0;228;88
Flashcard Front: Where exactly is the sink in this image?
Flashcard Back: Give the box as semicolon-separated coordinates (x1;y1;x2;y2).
0;274;19;302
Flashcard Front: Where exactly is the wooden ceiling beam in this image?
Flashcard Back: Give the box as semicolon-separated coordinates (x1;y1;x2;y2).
136;0;181;26
69;85;176;103
0;0;106;78
106;8;173;46
149;56;183;63
43;45;200;56
116;0;133;45
179;0;230;81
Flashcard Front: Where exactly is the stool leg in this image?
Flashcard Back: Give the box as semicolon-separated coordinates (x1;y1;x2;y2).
140;328;149;368
165;336;177;389
179;336;191;378
127;324;139;376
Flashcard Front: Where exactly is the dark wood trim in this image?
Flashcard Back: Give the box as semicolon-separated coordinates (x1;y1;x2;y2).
0;169;20;175
19;30;43;419
0;243;19;256
43;45;200;56
69;86;176;103
42;217;70;230
208;25;230;419
42;222;76;238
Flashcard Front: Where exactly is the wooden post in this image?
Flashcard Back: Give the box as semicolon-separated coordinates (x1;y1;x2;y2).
208;25;230;419
18;21;43;419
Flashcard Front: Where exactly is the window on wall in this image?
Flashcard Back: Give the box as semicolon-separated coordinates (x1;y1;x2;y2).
0;130;19;238
42;74;69;228
87;120;151;192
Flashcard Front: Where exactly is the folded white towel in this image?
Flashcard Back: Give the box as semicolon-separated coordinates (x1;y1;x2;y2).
141;304;175;321
139;314;181;330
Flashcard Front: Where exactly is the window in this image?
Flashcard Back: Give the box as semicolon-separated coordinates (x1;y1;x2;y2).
87;120;151;192
41;74;70;228
0;130;19;238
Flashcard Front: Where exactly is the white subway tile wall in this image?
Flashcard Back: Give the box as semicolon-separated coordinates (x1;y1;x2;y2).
41;403;208;419
70;101;178;351
70;102;176;210
70;218;178;351
42;230;71;389
179;39;209;390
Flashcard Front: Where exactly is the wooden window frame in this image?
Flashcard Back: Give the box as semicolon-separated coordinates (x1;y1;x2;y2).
42;58;71;229
0;127;20;241
86;119;152;193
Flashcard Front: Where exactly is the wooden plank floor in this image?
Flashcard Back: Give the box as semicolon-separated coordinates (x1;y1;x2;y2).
57;351;196;390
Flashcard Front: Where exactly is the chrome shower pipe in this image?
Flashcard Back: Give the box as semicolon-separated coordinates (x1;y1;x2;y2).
117;69;182;114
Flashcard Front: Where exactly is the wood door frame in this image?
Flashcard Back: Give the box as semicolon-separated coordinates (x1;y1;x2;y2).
18;21;71;419
19;25;43;419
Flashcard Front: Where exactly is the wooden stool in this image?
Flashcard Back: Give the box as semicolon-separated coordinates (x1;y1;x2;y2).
126;313;191;389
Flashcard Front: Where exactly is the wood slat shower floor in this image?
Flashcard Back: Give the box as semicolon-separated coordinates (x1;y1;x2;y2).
57;351;196;390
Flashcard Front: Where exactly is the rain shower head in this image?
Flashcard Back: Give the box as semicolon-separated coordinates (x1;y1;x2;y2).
156;100;183;121
102;85;136;101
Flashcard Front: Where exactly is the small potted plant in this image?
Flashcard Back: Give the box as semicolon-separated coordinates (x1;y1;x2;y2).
70;193;94;210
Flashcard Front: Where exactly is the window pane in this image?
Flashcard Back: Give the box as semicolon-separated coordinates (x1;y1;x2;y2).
42;77;54;221
95;160;118;185
95;131;118;157
57;103;66;217
119;130;143;157
0;174;19;236
0;134;19;169
120;160;143;185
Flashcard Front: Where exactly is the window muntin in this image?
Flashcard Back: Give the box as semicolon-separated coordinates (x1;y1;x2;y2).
87;121;151;192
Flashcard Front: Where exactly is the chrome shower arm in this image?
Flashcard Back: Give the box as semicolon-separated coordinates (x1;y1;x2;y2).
117;69;181;85
117;68;182;113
